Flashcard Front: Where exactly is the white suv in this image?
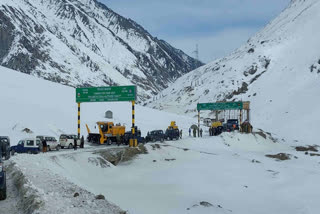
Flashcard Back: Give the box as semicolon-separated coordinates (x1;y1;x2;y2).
36;136;60;151
59;134;80;149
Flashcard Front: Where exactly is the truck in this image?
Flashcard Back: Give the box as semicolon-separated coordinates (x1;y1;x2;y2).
86;122;125;145
165;121;180;140
123;127;145;145
225;119;239;132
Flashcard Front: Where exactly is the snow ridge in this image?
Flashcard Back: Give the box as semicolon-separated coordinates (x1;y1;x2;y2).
147;0;320;145
0;0;203;100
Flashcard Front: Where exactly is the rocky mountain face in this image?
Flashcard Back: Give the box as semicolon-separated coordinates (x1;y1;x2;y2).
148;0;320;145
0;0;203;100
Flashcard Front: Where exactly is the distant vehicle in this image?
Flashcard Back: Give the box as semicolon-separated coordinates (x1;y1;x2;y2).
225;119;239;132
0;136;10;160
0;158;6;200
146;130;165;143
123;127;145;145
10;138;40;155
59;134;80;149
165;128;180;140
86;122;125;145
36;136;60;151
165;121;180;140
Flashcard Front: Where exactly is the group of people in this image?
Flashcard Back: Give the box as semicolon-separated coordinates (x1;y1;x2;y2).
209;126;223;136
189;128;203;137
41;136;85;153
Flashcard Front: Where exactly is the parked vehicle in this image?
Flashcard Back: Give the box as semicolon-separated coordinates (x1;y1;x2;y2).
59;134;80;149
36;136;60;151
146;130;165;143
225;119;239;132
10;138;40;155
165;128;180;140
86;122;125;145
165;121;180;140
123;127;145;145
0;136;10;160
0;158;6;200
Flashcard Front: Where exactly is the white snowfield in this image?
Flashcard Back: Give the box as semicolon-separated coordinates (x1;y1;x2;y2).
1;65;320;214
10;133;320;214
147;0;320;146
0;65;193;146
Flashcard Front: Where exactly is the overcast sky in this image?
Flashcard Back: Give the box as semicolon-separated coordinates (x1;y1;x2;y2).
100;0;290;63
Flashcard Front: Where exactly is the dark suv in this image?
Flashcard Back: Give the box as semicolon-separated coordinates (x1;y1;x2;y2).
0;137;10;160
165;128;180;140
146;130;165;143
225;119;239;132
0;158;6;200
123;128;145;145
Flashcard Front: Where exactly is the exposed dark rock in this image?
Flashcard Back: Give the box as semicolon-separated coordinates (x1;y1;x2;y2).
266;153;296;161
248;48;255;53
295;145;318;152
95;194;105;200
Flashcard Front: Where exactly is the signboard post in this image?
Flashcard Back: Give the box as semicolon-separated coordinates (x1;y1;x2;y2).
196;102;249;133
76;86;137;147
197;102;243;111
76;85;136;103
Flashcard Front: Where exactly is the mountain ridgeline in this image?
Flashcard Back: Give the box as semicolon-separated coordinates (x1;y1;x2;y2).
147;0;320;145
0;0;203;100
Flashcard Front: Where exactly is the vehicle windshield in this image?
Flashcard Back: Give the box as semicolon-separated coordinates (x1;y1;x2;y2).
37;136;44;140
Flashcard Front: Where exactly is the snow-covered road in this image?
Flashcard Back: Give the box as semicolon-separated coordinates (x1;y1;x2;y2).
5;133;320;214
0;162;20;214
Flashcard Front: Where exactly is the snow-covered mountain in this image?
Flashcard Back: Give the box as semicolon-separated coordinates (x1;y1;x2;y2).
148;0;320;145
0;0;202;100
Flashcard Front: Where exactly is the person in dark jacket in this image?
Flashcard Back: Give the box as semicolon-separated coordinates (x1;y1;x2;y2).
200;128;203;137
80;136;84;148
73;138;77;150
42;139;47;153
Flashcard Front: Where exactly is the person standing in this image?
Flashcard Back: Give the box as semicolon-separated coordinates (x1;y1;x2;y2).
189;128;191;137
200;128;203;137
116;134;121;146
42;139;47;153
179;130;182;139
193;128;196;137
80;136;84;148
73;138;77;150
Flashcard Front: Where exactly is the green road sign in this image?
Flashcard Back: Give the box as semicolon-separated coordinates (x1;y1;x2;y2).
76;86;136;103
197;102;243;111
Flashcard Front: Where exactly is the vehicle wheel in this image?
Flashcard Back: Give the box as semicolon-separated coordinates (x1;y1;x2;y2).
48;146;51;151
56;145;61;151
68;144;73;149
11;150;15;156
0;187;6;200
27;150;32;154
61;146;64;149
160;138;164;142
107;139;112;145
152;138;156;142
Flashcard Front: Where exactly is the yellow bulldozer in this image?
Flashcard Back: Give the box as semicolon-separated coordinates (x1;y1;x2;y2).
86;122;125;145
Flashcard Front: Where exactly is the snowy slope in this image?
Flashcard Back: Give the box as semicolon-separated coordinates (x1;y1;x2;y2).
0;65;194;145
0;0;202;100
10;134;320;214
147;0;320;145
